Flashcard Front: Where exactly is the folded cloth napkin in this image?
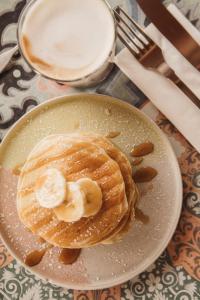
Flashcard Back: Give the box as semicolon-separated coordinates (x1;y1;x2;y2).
114;4;200;152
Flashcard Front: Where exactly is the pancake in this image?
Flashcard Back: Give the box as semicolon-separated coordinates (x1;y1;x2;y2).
58;133;139;243
17;133;138;248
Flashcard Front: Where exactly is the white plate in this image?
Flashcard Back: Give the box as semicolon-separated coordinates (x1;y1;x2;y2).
0;94;182;290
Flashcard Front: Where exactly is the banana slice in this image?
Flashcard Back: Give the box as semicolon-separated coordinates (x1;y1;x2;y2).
77;178;102;217
35;168;67;208
53;183;85;222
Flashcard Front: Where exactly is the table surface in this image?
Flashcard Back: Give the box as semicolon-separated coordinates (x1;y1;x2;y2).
0;0;200;299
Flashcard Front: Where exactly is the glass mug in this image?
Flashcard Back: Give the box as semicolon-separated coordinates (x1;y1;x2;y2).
17;0;117;87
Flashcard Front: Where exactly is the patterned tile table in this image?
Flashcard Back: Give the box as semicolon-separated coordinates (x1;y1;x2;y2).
0;0;199;299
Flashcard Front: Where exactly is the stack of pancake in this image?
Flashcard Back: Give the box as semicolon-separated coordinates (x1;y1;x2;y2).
17;133;139;248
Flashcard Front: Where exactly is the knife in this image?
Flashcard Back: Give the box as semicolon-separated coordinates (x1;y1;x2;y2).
137;0;200;71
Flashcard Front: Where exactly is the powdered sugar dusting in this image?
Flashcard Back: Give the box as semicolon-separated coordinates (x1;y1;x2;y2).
0;167;89;286
0;94;181;288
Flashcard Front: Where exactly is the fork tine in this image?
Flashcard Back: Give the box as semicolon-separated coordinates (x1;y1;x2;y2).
117;32;140;58
117;22;143;53
116;6;154;45
113;10;147;49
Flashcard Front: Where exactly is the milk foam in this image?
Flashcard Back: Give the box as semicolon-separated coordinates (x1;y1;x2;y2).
21;0;115;81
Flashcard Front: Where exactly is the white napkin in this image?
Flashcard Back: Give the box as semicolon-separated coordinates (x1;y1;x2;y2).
114;4;200;152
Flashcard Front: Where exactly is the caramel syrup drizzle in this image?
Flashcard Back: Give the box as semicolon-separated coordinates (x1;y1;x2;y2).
25;244;81;267
131;141;157;223
133;167;158;183
131;142;154;157
22;141;157;268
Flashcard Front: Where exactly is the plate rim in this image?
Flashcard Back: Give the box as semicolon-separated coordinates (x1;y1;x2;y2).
0;93;183;290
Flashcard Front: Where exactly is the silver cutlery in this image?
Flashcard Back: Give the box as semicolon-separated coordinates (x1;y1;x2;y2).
137;0;200;71
113;6;200;108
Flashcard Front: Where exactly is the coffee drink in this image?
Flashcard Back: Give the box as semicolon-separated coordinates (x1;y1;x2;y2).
18;0;116;85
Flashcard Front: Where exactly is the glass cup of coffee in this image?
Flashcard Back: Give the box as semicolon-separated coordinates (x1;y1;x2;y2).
17;0;116;87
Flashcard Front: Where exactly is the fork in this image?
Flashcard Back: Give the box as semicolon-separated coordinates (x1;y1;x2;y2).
113;6;200;108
